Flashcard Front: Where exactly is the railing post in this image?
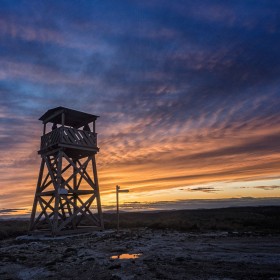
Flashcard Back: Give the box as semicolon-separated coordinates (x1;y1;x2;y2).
59;126;62;143
62;112;65;128
41;127;99;151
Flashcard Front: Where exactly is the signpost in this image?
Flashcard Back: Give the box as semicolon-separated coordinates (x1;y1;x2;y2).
116;185;129;234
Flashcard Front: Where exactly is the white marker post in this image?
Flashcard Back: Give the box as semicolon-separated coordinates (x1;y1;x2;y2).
116;185;129;234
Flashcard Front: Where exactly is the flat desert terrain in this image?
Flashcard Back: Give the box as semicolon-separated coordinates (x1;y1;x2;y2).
0;206;280;279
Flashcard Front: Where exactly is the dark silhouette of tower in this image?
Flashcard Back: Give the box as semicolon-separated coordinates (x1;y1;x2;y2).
29;107;104;236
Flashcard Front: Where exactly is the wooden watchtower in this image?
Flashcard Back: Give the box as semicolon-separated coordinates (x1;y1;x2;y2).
29;107;104;236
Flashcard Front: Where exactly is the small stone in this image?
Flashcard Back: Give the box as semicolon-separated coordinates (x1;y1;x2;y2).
46;260;56;266
84;256;95;261
64;247;77;253
109;264;122;270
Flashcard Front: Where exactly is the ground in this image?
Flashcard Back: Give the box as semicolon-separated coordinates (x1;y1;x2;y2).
0;229;279;280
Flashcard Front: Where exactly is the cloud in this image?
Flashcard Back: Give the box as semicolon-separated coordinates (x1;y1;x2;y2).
102;197;280;212
186;187;221;193
0;208;27;214
254;185;280;191
0;0;280;212
0;18;64;45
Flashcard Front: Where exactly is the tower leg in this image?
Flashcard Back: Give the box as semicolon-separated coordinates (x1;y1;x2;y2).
29;150;104;235
29;158;45;233
73;159;77;229
52;151;62;235
92;156;104;229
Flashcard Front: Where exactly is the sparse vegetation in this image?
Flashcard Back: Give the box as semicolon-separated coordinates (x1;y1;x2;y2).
103;206;280;232
0;206;279;240
0;219;29;240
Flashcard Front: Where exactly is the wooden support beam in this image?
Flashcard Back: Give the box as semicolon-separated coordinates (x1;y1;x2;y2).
92;156;104;229
38;197;53;229
40;173;51;192
29;158;45;231
63;153;94;188
75;196;99;226
58;143;98;152
30;130;103;235
37;191;55;196
44;155;58;190
33;196;55;229
40;196;64;219
53;151;62;234
57;194;96;231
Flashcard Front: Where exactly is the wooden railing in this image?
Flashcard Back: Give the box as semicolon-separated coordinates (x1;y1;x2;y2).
41;127;97;151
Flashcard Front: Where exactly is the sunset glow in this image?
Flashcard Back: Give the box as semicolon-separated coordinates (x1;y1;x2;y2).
0;0;280;217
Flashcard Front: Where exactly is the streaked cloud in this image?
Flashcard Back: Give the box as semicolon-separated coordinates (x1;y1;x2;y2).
254;185;280;191
0;18;64;45
0;0;279;214
186;187;221;193
0;208;29;215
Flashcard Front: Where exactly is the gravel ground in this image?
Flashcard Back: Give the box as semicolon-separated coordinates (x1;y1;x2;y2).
0;229;280;280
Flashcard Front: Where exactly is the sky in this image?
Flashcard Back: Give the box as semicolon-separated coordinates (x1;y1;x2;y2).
1;0;280;216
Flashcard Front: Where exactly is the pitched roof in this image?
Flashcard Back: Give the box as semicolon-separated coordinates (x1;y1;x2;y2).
39;106;99;128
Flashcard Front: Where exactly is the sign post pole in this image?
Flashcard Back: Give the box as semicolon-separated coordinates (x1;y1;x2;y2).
116;185;129;234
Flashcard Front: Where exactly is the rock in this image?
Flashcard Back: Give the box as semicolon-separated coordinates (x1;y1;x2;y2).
110;246;126;253
109;264;122;270
64;247;77;253
143;257;154;263
46;260;57;266
84;256;95;261
111;275;122;280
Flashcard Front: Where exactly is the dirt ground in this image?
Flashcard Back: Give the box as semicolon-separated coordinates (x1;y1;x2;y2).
0;229;279;280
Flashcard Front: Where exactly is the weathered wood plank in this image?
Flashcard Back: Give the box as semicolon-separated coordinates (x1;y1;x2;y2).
40;127;97;152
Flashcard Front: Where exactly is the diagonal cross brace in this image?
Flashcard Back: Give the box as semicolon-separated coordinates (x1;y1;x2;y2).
57;194;96;231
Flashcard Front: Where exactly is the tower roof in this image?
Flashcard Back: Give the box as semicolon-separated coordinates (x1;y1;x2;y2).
39;106;99;128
